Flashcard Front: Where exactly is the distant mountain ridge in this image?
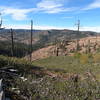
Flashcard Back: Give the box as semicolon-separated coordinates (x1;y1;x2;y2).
0;29;99;58
0;29;99;46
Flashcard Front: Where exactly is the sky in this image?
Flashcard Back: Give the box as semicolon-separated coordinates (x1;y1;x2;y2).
0;0;100;32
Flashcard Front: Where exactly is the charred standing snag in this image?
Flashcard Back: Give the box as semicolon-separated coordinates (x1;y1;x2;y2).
10;29;14;57
29;20;33;62
76;20;80;52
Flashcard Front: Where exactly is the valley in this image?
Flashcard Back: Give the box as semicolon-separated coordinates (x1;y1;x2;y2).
0;29;100;100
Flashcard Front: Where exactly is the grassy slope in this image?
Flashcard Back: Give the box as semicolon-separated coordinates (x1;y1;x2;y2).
0;55;99;100
32;55;100;80
0;54;99;80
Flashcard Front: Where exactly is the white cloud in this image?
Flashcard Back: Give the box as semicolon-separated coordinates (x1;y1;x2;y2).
5;24;30;29
80;26;100;32
37;0;63;10
5;23;74;30
5;24;66;30
5;24;100;32
83;0;100;10
0;0;77;20
36;0;77;13
0;6;36;20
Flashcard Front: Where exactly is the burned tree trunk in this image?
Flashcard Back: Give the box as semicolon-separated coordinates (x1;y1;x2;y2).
29;20;33;62
10;29;14;57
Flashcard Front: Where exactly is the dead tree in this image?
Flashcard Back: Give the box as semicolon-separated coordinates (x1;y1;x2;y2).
95;33;98;52
0;13;2;29
56;47;59;56
29;20;33;61
76;20;80;52
10;28;14;57
87;39;91;53
0;13;4;30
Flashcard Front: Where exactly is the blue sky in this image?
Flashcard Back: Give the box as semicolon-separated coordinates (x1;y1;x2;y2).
0;0;100;32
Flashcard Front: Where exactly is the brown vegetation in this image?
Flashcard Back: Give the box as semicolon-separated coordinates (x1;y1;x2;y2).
25;36;100;61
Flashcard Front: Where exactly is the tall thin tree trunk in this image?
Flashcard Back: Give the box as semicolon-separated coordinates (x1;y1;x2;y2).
29;20;33;61
11;28;14;57
76;20;80;52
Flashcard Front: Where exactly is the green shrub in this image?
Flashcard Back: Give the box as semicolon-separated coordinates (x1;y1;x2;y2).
74;52;81;59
